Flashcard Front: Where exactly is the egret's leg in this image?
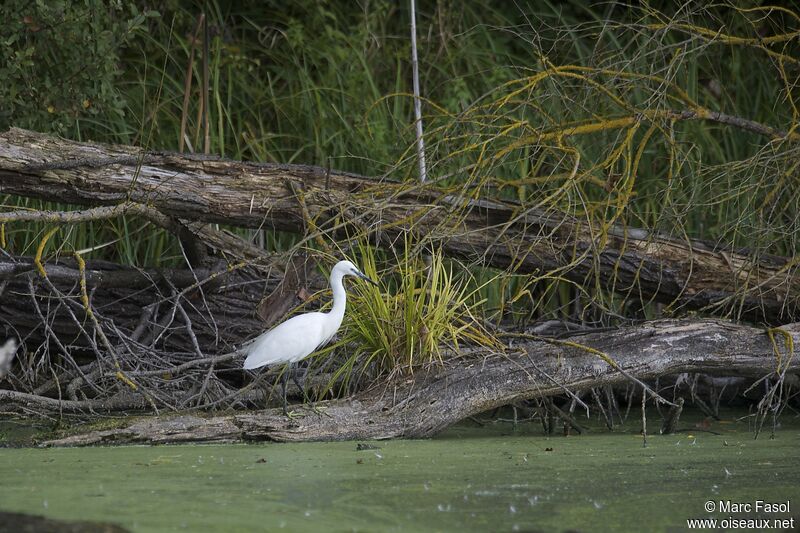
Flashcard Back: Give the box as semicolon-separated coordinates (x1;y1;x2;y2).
290;362;307;403
280;366;290;416
282;363;308;419
290;362;321;416
295;362;329;417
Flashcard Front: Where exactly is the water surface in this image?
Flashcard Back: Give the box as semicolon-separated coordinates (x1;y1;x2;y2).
1;410;797;532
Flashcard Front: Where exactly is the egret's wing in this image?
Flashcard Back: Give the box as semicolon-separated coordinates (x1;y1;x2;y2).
243;313;326;369
317;330;338;350
0;338;17;378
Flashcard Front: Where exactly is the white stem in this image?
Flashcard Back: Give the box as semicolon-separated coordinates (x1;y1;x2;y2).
410;0;427;183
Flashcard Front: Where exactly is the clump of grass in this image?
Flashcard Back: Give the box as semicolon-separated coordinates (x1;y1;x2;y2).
319;238;500;394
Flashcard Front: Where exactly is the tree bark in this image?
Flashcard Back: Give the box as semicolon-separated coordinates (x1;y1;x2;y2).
0;128;797;324
41;319;799;446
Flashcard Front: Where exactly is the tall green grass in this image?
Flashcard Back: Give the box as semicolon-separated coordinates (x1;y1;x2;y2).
307;237;500;395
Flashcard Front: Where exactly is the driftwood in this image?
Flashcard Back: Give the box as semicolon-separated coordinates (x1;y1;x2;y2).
42;319;799;446
1;128;797;324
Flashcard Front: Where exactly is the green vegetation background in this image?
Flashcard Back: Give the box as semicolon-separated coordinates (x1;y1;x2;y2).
1;0;797;320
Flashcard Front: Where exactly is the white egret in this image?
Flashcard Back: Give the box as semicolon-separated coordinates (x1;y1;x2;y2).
243;260;378;413
0;338;17;380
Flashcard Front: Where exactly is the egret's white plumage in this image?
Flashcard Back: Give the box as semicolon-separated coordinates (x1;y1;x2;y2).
243;260;377;370
0;338;17;379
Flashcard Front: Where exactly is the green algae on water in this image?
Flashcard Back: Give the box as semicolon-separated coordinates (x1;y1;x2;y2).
0;409;798;532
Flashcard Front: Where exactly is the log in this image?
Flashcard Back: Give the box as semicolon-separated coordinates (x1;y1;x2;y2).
0;128;797;324
42;319;799;446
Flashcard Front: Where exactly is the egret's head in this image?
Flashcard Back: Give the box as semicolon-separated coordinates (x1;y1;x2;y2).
334;260;379;287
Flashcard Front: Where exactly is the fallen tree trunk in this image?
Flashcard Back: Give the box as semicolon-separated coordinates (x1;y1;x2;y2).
42;319;799;446
1;128;797;324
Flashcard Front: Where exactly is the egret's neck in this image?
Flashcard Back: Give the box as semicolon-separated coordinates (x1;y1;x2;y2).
328;271;347;322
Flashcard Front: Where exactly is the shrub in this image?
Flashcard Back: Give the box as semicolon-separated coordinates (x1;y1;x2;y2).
0;1;155;136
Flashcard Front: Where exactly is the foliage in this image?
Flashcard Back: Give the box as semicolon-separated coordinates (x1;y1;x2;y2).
0;1;156;137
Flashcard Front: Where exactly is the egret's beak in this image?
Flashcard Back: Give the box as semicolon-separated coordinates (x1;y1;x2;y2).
357;271;380;287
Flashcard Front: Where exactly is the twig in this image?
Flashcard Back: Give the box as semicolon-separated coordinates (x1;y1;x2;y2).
591;387;613;429
126;351;241;378
548;399;585;435
202;12;210;154
660;396;684;435
0;389;149;412
641;389;648;448
179;13;205;153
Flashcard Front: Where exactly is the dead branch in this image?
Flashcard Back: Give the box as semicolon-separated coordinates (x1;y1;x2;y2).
41;319;800;446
